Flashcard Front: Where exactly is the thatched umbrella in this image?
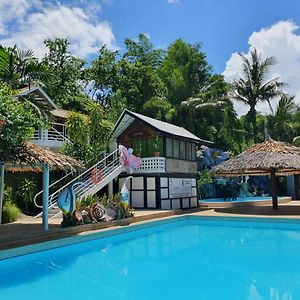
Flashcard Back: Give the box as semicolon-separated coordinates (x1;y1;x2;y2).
211;139;300;209
0;143;84;230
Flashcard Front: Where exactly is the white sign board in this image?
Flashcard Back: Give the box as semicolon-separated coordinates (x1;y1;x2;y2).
169;178;192;198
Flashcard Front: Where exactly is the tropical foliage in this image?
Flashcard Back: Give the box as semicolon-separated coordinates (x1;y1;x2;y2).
1;35;300;158
231;49;284;143
0;85;46;157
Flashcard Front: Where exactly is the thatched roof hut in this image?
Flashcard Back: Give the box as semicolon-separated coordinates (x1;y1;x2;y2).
0;143;84;230
211;140;300;177
211;139;300;209
2;142;84;172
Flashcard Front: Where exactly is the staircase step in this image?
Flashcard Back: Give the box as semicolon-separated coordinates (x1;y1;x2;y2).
37;148;122;219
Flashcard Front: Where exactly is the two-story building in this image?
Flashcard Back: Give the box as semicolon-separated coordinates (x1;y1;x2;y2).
112;109;212;209
17;85;71;149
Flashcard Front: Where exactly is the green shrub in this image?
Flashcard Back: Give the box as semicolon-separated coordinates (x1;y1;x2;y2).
3;185;13;205
79;194;100;208
102;193;134;219
2;202;20;223
18;179;37;212
198;168;213;199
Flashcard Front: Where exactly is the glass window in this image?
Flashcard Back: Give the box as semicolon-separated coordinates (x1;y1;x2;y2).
191;143;196;160
173;139;179;158
186;142;191;160
180;141;186;159
166;138;173;157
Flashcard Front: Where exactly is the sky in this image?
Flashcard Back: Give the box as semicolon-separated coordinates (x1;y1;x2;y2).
1;0;300;115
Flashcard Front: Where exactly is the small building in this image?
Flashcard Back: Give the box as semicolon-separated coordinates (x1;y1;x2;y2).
17;86;71;149
112;109;212;209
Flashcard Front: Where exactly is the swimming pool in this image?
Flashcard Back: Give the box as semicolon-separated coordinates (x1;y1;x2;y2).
1;216;300;299
200;196;291;207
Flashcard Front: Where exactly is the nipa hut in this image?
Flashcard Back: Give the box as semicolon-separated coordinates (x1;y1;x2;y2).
211;139;300;209
0;143;84;230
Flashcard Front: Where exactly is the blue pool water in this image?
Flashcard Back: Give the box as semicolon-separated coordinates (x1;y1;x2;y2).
200;196;286;203
1;217;300;299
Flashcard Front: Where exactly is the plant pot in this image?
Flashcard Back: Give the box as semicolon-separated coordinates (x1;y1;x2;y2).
154;151;160;157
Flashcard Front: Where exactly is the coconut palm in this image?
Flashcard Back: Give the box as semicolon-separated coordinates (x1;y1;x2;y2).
182;75;228;109
231;48;285;142
267;94;298;142
0;45;51;89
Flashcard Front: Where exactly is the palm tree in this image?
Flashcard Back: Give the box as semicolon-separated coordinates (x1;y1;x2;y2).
181;75;228;109
231;48;284;142
267;94;298;142
0;45;51;89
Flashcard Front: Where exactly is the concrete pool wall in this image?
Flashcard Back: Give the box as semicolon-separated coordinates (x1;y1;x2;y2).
199;196;292;208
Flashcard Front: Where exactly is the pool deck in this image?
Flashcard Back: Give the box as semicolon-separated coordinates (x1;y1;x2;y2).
2;201;300;251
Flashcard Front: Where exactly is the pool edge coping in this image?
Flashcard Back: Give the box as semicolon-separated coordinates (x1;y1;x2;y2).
2;214;300;261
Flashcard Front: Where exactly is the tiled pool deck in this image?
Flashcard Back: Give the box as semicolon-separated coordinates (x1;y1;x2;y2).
2;201;300;251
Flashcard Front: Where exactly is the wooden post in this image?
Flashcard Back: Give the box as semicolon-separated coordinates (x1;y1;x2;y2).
42;164;50;231
0;162;4;224
271;168;278;209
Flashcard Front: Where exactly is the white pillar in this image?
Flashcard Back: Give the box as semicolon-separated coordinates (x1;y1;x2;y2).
0;163;4;224
108;181;113;197
42;164;50;231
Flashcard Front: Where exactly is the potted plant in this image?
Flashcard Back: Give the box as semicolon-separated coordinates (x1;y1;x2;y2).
154;136;160;157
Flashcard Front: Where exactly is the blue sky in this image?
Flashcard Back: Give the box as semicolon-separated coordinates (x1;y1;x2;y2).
1;0;300;114
96;0;300;73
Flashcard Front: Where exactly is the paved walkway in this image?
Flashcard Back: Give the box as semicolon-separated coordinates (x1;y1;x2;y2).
2;202;300;251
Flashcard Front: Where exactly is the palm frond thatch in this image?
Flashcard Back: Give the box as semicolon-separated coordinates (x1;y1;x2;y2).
3;142;84;172
211;140;300;176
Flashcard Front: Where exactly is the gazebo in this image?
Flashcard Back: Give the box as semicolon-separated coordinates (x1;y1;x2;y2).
0;143;84;230
211;139;300;209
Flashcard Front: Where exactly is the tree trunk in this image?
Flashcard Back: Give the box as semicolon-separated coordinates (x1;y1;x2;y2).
249;105;257;143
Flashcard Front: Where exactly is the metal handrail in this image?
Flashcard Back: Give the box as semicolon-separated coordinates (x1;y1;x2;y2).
33;150;107;209
35;148;120;216
33;170;76;208
31;122;72;143
51;126;72;144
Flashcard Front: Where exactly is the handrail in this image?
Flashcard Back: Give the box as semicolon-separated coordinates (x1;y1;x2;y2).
51;126;72;144
33;150;107;209
31;122;71;143
75;155;121;199
37;148;119;210
33;170;76;208
53;148;119;196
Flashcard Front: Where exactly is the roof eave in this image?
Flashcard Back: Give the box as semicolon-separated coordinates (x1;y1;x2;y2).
112;109;213;144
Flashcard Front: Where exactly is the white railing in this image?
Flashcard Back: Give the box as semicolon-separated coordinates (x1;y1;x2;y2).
33;150;107;210
31;122;72;144
35;148;122;218
135;157;166;173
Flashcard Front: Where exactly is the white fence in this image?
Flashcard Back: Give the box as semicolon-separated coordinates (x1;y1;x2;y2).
135;157;166;173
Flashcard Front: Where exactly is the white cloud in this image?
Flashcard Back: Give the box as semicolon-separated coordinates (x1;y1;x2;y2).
0;0;32;34
223;20;300;116
0;1;116;58
167;0;180;4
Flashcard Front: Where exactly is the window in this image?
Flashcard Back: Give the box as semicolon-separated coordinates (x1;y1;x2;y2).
191;143;196;160
180;141;186;159
173;139;179;158
186;142;192;160
166;138;173;157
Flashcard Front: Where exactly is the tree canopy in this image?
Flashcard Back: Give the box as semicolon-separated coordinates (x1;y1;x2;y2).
0;35;299;159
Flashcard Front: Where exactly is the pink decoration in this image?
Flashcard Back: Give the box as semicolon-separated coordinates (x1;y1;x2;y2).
119;145;141;171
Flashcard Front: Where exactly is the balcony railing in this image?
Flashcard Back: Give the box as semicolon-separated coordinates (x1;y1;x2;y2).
135;157;166;173
30;122;72;147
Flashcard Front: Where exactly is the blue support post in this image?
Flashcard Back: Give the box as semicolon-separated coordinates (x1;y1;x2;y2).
42;164;50;231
